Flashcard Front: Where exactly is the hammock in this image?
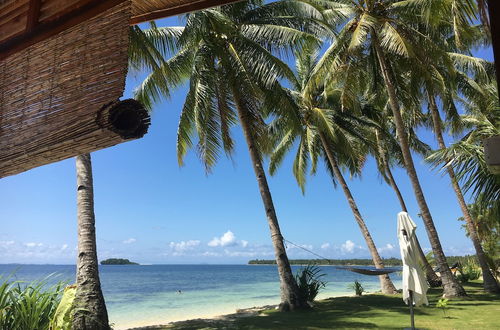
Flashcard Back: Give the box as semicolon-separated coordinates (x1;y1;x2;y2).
281;239;402;276
336;266;400;276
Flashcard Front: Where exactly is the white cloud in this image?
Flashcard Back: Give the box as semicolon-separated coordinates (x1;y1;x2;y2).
208;230;237;247
169;240;200;252
241;240;249;248
122;238;137;244
378;243;395;253
25;242;42;248
341;240;356;253
321;243;330;250
0;240;74;264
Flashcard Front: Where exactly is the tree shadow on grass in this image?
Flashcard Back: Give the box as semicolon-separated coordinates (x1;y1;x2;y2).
155;282;495;330
161;295;398;329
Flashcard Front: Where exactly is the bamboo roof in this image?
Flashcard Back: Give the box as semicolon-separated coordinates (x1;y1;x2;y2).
0;0;240;60
0;0;239;178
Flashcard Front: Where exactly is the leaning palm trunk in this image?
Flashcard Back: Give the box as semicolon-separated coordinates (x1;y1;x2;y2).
232;88;306;311
428;94;500;293
373;37;466;297
73;154;110;329
381;152;441;287
318;132;397;294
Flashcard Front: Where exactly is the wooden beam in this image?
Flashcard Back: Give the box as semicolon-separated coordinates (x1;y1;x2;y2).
0;0;127;61
26;0;42;32
130;0;241;25
488;0;500;101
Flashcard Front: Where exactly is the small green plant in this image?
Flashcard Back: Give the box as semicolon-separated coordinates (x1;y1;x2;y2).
348;280;364;296
295;265;327;303
436;298;450;318
0;275;65;330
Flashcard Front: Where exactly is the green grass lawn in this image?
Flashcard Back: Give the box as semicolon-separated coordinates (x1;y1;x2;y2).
154;281;500;329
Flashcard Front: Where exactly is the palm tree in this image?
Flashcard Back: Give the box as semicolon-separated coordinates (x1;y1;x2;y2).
130;1;325;310
308;0;466;297
72;153;110;330
268;44;397;294
460;196;500;280
428;81;500;230
366;107;441;287
405;0;500;293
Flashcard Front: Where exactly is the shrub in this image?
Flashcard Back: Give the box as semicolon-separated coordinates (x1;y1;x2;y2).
462;258;481;281
0;275;65;330
295;265;327;302
348;280;364;296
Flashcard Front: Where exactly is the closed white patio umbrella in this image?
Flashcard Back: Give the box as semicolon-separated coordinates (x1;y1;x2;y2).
397;211;429;329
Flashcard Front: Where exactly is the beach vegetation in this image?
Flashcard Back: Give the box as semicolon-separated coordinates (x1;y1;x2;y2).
348;280;364;297
457;257;482;283
295;265;327;303
0;275;64;330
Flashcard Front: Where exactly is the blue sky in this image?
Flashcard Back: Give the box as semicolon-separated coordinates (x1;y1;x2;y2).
0;16;493;265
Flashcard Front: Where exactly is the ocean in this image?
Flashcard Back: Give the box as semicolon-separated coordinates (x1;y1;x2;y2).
0;264;401;329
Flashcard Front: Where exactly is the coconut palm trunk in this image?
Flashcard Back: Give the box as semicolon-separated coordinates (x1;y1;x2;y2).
73;153;110;329
232;88;306;311
428;93;500;293
318;132;397;294
372;36;466;297
383;157;442;287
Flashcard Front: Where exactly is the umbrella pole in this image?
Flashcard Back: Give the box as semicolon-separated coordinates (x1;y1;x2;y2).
409;290;415;330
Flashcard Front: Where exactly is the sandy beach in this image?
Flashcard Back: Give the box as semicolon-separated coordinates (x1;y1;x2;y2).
120;290;381;330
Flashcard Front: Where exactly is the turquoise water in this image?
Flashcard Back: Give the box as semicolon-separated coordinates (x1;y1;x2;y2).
0;264;401;329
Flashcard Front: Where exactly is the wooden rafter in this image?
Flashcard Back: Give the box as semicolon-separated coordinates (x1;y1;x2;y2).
0;0;243;61
0;0;126;60
488;0;500;99
26;0;42;32
130;0;239;24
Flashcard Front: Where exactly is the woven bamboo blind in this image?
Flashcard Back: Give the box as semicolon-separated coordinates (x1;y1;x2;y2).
0;0;150;179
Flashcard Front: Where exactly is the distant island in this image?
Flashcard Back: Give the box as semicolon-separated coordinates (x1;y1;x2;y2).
100;258;138;265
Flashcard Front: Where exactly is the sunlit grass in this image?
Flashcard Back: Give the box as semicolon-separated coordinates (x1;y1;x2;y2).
156;281;500;329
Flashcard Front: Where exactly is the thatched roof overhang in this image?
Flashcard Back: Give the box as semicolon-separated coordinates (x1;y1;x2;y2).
0;0;241;179
0;0;242;60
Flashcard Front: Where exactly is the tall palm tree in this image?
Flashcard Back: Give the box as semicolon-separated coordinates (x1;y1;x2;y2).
72;153;110;330
130;1;325;310
308;0;466;297
428;81;500;224
269;44;397;294
414;10;500;293
427;82;500;291
366;106;441;287
403;0;500;293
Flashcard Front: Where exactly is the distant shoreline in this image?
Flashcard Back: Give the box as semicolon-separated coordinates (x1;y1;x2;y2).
248;258;403;266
